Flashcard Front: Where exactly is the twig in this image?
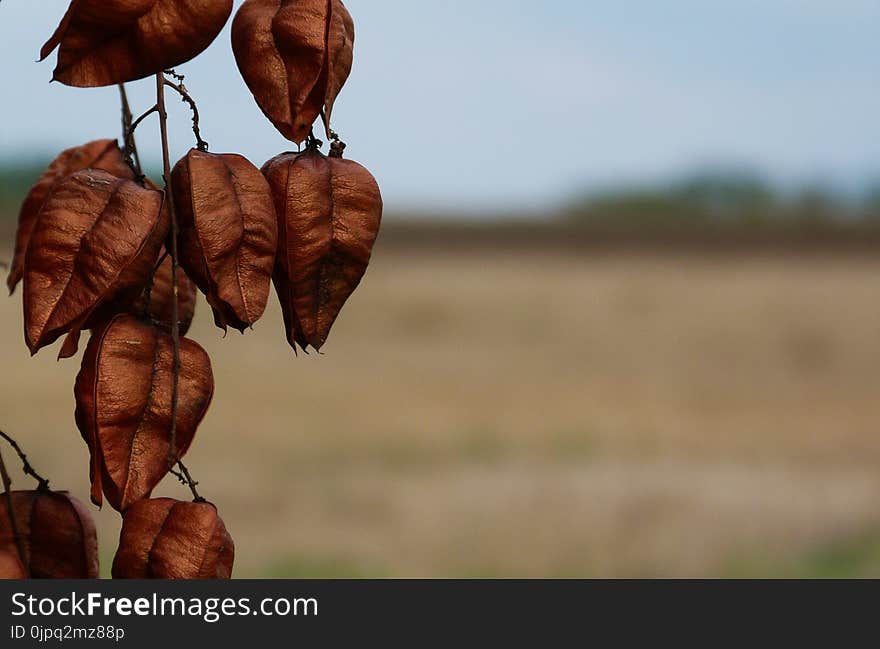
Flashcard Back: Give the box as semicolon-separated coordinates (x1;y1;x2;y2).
163;77;208;151
122;105;159;178
171;460;204;503
0;431;49;491
0;447;29;576
156;72;183;471
117;83;143;175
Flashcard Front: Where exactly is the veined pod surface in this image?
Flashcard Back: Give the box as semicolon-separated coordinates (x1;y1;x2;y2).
8;139;133;295
0;490;99;579
41;0;233;87
232;0;354;143
262;147;382;352
112;498;234;579
23;170;168;359
172;149;277;332
74;315;214;512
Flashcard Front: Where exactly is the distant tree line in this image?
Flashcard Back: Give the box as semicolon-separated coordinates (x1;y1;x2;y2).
565;171;880;228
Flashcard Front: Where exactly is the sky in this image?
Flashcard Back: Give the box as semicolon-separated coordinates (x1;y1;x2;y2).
0;0;878;212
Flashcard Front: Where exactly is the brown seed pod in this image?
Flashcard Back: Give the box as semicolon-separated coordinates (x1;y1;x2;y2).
132;251;198;336
8;139;133;295
262;148;382;351
0;548;27;580
23;170;168;359
74;314;214;512
232;0;355;143
41;0;234;87
172;149;277;332
0;490;99;579
112;498;234;579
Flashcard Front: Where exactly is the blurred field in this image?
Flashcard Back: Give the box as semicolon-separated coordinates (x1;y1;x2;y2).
2;234;880;578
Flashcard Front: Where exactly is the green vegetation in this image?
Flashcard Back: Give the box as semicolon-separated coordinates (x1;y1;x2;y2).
0;161;47;212
564;171;880;228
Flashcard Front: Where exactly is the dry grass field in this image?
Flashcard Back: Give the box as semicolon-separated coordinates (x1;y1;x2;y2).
2;236;880;577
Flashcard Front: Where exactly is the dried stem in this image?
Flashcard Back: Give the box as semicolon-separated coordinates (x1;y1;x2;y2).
171;460;204;503
155;72;182;470
163;75;208;151
122;105;159;179
117;83;143;175
0;431;50;491
0;447;28;576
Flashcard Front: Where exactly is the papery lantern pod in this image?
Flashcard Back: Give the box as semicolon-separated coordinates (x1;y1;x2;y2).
232;0;355;143
262;147;382;351
40;0;234;87
132;251;198;336
7;139;133;295
74;314;214;512
112;498;234;579
0;490;99;579
172;149;277;332
23;170;169;359
0;548;27;580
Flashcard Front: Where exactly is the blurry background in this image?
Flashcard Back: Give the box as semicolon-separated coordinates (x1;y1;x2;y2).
1;0;880;577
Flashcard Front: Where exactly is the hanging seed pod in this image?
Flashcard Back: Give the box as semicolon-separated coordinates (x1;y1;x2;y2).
0;490;99;579
8;139;133;295
232;0;355;143
172;149;277;332
132;251;198;336
23;170;168;359
74;314;214;512
41;0;233;87
0;548;27;580
112;498;234;579
262;147;382;352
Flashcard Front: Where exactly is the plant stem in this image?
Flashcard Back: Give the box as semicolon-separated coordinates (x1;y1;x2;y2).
118;83;143;174
0;431;49;491
0;447;28;576
156;72;182;470
171;460;204;503
163;78;208;151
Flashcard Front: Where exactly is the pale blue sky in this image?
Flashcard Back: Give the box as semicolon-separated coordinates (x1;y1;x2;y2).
1;1;878;211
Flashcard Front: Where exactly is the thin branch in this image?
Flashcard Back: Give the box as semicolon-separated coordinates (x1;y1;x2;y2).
0;431;49;491
117;83;143;175
170;460;204;503
0;448;29;576
123;105;159;175
155;72;183;471
163;77;208;151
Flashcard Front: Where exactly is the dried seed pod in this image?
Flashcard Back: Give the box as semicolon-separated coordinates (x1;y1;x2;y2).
8;139;133;295
132;251;198;336
0;548;27;580
74;314;214;512
112;498;234;579
23;170;168;359
232;0;355;143
41;0;234;87
172;149;277;332
0;490;99;579
262;148;382;351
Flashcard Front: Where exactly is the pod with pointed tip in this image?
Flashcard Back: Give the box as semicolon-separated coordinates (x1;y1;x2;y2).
41;0;233;87
262;148;382;352
23;171;169;359
232;0;354;143
74;315;214;512
172;149;277;333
